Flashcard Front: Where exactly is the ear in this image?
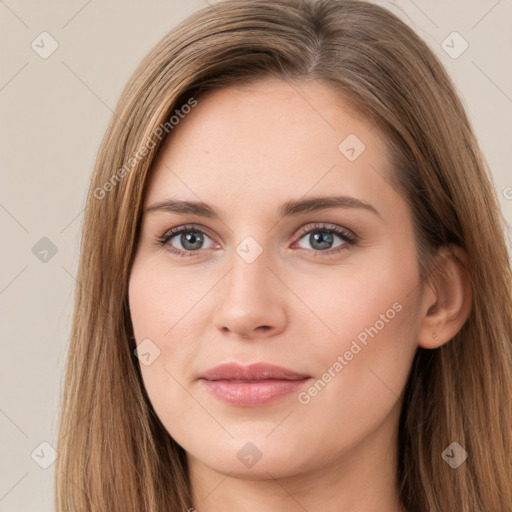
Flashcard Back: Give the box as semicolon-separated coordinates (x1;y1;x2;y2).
417;244;472;349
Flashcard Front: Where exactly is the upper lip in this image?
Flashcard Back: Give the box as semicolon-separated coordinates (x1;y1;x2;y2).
199;362;310;381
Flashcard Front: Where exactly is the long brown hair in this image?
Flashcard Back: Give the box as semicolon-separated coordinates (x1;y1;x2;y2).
55;0;512;510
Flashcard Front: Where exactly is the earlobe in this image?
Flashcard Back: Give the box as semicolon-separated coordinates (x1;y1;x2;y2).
417;245;472;349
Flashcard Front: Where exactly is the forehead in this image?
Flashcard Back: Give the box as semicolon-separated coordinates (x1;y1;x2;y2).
144;79;394;215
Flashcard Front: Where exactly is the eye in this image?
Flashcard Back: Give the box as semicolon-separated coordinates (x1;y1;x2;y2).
293;223;357;256
156;225;215;257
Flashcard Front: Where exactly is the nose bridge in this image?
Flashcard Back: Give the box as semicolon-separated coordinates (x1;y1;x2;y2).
226;236;272;300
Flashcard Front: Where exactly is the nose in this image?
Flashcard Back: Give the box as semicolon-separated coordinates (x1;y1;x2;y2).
212;246;287;339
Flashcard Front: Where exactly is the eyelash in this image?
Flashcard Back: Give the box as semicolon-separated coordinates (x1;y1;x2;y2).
154;223;358;259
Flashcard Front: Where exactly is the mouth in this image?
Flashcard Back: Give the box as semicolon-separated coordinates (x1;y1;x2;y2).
198;362;311;407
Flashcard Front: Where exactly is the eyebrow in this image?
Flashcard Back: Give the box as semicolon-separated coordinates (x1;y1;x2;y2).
144;195;382;220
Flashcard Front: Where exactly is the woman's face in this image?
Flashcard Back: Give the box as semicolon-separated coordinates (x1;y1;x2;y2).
129;79;425;481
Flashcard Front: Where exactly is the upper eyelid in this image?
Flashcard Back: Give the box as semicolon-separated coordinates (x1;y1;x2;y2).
161;223;217;242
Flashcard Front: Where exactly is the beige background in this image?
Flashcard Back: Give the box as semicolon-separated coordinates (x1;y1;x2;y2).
0;0;511;510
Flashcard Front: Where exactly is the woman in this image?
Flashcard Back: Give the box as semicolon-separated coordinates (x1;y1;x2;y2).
55;0;512;510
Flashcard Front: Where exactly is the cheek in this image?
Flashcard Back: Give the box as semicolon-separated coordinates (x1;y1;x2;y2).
128;258;206;423
295;251;421;430
128;257;207;339
298;242;420;351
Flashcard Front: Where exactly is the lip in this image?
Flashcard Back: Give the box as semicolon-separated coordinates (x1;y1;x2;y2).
199;362;310;381
199;362;311;407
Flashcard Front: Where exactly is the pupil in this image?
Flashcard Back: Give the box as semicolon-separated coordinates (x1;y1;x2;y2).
312;232;332;250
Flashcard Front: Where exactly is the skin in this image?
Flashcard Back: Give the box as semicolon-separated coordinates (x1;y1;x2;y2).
128;78;472;512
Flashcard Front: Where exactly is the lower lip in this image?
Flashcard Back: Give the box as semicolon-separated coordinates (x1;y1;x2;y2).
200;378;310;407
